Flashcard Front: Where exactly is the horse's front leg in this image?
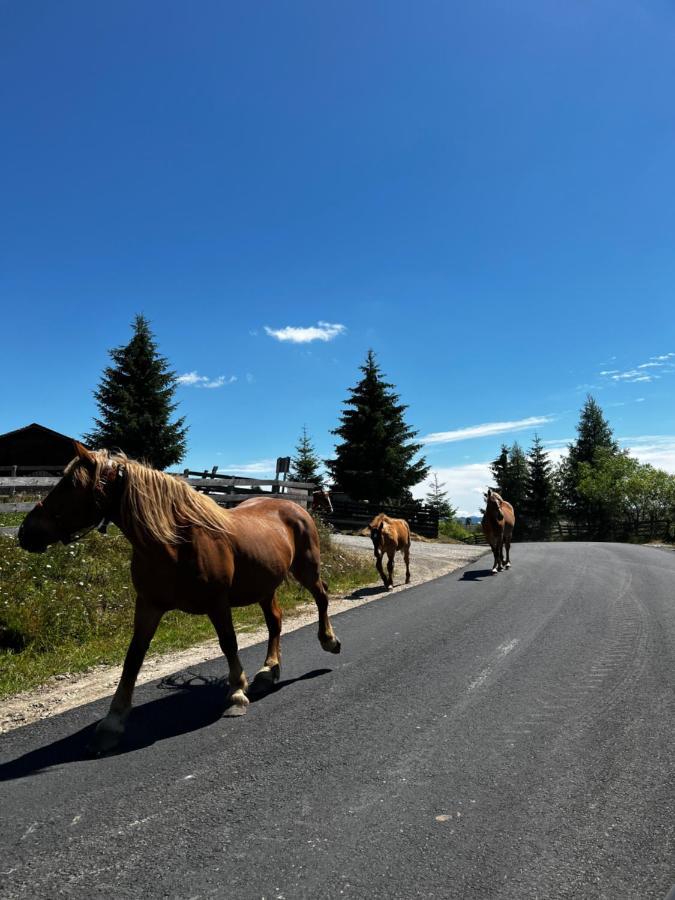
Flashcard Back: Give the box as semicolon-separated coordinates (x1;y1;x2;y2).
209;604;249;716
374;548;388;589
490;540;501;574
251;593;282;693
503;533;512;569
89;599;163;755
386;551;395;590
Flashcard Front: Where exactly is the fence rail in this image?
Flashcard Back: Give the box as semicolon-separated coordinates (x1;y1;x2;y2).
322;499;440;539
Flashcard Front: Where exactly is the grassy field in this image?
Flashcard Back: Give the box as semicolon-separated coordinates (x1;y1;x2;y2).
0;521;375;698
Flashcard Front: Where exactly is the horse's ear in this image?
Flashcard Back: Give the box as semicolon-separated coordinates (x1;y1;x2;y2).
73;441;96;465
487;489;492;497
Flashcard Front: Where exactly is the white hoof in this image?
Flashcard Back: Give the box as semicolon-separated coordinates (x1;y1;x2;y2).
224;688;250;717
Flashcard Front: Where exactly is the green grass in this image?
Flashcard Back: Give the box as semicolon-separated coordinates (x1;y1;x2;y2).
0;521;375;698
0;512;26;527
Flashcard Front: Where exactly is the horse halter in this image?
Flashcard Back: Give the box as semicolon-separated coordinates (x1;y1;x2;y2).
60;460;126;544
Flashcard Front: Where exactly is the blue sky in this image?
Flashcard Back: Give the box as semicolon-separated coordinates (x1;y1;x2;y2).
1;1;674;514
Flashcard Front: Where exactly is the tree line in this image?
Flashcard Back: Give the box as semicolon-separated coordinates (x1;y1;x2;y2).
85;316;675;541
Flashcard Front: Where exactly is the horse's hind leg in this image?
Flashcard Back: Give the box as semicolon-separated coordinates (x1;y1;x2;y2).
403;543;411;584
292;558;341;654
89;600;163;754
251;593;282;691
208;604;249;716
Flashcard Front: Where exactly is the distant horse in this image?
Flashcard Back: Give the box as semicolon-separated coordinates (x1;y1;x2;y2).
368;513;411;590
311;488;333;515
481;489;515;574
18;444;341;754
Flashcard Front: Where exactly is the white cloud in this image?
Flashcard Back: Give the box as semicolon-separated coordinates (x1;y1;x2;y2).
177;372;237;389
413;463;493;517
618;436;675;472
599;353;674;384
218;459;277;475
609;370;657;383
264;322;346;344
421;416;554;446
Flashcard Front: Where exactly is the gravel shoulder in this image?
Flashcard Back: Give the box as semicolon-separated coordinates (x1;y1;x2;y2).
1;536;485;733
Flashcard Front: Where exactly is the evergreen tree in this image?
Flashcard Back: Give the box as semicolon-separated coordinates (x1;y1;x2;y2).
290;426;323;485
559;395;619;535
503;442;529;524
85;314;188;469
490;444;510;494
524;434;558;540
326;350;429;505
425;473;456;519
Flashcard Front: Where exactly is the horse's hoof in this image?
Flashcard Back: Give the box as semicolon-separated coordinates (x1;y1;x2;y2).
491;568;498;575
505;563;511;569
405;577;411;584
321;635;341;654
249;665;281;696
88;718;124;756
224;689;249;717
253;664;281;685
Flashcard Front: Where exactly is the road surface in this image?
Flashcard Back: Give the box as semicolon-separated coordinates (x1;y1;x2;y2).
1;542;674;898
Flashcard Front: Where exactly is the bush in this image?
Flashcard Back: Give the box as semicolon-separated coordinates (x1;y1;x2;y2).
438;518;475;542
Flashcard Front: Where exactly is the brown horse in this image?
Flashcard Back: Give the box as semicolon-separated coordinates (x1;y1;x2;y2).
311;488;333;514
368;513;411;590
18;444;341;754
481;489;515;574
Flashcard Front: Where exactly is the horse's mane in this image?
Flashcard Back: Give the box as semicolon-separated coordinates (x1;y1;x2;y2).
67;451;232;544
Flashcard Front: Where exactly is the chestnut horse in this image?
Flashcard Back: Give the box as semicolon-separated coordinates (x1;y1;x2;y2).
481;489;515;574
311;488;333;514
368;513;411;590
18;444;341;754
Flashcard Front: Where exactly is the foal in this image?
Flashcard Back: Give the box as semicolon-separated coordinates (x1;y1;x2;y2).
368;513;412;590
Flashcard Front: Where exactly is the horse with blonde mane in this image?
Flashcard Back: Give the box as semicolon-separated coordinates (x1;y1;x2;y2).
481;488;515;574
18;444;341;754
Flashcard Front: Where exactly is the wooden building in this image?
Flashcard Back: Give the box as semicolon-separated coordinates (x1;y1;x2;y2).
0;423;84;475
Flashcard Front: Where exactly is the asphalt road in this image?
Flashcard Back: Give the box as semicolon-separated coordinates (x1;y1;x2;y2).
1;543;674;899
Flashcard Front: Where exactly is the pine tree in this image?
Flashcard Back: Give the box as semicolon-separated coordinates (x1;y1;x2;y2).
85;314;188;469
326;350;429;505
524;434;557;540
489;442;529;537
425;473;456;519
290;426;323;485
559;395;619;535
490;445;510;494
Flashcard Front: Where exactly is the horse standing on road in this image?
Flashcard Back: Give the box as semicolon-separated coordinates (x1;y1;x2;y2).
18;444;341;754
482;489;515;574
368;513;412;590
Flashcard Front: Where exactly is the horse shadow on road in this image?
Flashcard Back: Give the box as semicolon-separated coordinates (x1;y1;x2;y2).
0;667;332;783
458;568;496;582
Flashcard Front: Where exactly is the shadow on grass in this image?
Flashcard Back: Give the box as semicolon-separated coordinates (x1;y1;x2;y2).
0;667;332;783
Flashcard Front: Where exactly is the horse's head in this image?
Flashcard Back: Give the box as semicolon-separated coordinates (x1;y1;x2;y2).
18;443;126;553
368;514;389;548
485;489;504;522
311;489;333;514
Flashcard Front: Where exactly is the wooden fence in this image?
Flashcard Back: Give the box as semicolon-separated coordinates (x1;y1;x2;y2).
179;469;317;509
322;498;440;539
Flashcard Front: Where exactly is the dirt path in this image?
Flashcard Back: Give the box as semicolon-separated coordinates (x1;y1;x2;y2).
0;537;486;733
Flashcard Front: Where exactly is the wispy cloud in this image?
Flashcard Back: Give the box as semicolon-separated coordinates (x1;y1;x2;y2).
177;372;237;389
217;459;276;475
421;415;555;446
599;352;674;384
264;322;346;344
